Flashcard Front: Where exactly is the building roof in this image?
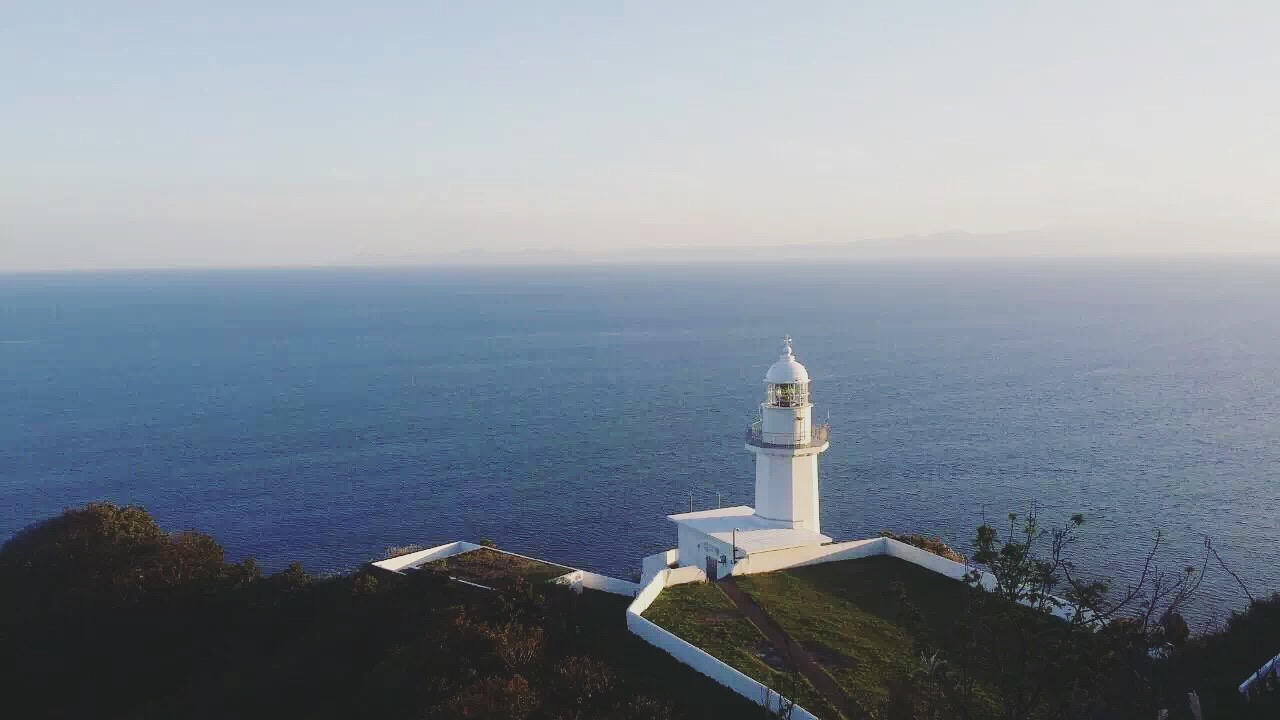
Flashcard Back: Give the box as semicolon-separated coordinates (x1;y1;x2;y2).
668;506;832;554
764;337;810;384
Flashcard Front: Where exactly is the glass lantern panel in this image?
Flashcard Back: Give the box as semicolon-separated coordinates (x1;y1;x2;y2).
769;383;809;407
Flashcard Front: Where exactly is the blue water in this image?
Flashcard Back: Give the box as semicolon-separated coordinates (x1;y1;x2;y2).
2;260;1278;622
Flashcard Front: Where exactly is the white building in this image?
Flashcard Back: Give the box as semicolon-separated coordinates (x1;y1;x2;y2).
669;338;832;579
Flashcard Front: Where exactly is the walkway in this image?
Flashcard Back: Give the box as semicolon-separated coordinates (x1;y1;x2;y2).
718;577;866;720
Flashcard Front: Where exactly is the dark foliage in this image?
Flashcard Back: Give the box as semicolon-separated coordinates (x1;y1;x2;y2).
4;503;1277;720
893;508;1280;720
0;504;761;720
878;531;965;564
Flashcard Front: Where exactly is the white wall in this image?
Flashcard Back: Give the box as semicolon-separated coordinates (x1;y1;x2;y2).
554;569;641;596
641;549;678;585
1240;651;1280;696
881;538;1081;621
626;570;820;720
882;538;968;580
664;564;708;586
729;537;885;576
372;541;481;573
677;526;732;578
377;540;638;597
377;535;1087;720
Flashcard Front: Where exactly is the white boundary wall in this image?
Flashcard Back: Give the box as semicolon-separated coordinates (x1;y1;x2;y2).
883;538;968;579
373;541;482;572
728;536;886;576
1239;650;1280;697
374;541;638;597
555;569;641;597
375;537;1084;718
628;535;1088;719
641;549;679;585
626;569;820;720
374;542;572;576
664;564;708;586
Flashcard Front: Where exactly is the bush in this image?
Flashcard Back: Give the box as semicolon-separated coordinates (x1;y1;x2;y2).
0;504;759;720
879;530;965;563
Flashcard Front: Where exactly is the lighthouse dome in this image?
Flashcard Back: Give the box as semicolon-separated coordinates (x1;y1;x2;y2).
764;337;810;384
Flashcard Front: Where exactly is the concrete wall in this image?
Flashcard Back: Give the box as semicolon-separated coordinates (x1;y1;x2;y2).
881;538;1081;621
554;569;641;597
626;570;819;720
641;549;678;585
728;536;885;576
1240;651;1280;696
664;564;708;586
377;535;1086;720
882;537;968;580
376;540;638;597
677;525;732;579
372;541;482;573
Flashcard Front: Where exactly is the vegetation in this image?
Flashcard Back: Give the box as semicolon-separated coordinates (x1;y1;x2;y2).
421;546;574;588
878;531;965;563
645;582;843;719
735;555;1001;718
652;512;1280;720
3;503;1276;720
947;508;1280;720
0;503;765;720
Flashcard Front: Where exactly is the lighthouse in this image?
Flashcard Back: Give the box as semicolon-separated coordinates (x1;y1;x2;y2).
746;337;830;533
666;338;832;579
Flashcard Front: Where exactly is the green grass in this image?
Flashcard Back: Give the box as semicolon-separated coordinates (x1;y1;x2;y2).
645;582;845;719
736;555;1002;718
421;547;572;588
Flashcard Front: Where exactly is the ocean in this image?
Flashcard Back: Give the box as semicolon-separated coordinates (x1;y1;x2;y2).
2;259;1277;623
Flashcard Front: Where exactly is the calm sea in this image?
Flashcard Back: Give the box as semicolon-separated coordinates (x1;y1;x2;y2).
2;260;1277;622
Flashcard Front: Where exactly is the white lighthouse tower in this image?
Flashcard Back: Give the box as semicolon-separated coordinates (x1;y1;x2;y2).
747;337;830;533
666;338;832;579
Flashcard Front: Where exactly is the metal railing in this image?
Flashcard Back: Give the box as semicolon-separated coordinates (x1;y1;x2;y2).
745;422;830;449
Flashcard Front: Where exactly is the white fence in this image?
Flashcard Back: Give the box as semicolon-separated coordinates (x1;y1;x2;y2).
641;549;679;585
663;564;709;586
554;569;641;597
1240;650;1280;697
627;535;1092;719
376;535;1084;719
728;536;885;576
626;569;821;720
374;540;638;597
373;541;482;572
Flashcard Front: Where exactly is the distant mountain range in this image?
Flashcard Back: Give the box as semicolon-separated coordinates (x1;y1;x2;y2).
342;221;1280;266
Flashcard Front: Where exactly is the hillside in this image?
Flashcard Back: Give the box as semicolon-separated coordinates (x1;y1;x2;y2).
3;503;1278;719
0;503;762;719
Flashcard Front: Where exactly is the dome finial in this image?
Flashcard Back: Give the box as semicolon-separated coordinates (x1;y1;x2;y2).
765;335;809;383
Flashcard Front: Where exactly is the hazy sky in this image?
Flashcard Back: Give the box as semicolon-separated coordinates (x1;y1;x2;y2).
3;1;1278;270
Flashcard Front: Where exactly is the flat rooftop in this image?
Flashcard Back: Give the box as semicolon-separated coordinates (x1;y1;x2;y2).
668;506;832;554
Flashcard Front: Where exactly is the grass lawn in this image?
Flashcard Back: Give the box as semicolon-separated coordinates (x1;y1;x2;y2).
419;547;573;588
551;587;771;720
735;555;1003;718
644;581;846;719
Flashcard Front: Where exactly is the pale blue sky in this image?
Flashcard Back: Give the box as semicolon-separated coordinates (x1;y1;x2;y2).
3;1;1277;269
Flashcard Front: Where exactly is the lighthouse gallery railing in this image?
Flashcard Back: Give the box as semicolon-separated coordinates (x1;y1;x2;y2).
745;422;830;449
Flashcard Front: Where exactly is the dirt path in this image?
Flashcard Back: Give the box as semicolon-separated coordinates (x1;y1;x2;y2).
718;577;866;720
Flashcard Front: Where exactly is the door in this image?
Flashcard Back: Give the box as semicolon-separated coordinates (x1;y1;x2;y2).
705;555;719;581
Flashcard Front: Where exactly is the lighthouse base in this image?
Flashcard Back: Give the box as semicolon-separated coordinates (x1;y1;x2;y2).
667;506;831;580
